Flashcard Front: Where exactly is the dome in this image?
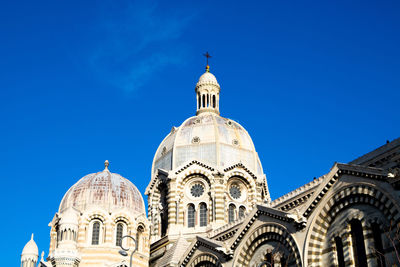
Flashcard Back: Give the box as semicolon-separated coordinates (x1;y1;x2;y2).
59;162;145;215
196;72;219;87
59;208;78;225
22;234;38;256
152;112;264;178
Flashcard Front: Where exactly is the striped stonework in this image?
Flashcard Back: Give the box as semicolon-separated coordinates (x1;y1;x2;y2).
306;184;400;266
187;253;222;267
234;224;302;266
214;178;226;223
167;182;177;225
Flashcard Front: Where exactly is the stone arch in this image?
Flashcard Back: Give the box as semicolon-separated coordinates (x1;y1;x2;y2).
305;183;400;266
234;223;302;266
225;170;256;188
189;253;222;267
180;170;213;188
83;211;107;224
225;170;258;202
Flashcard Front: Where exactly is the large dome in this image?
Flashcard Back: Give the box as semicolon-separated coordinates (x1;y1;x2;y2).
152;112;264;177
59;162;145;215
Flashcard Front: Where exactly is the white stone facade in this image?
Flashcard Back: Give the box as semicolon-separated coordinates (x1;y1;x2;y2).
21;66;400;267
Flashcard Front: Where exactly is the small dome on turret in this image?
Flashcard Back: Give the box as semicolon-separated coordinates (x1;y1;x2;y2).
196;71;219;87
22;234;39;257
59;207;79;225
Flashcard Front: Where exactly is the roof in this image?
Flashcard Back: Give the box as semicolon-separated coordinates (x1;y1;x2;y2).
350;137;400;169
151;112;264;178
22;234;38;256
154;236;190;267
59;166;145;215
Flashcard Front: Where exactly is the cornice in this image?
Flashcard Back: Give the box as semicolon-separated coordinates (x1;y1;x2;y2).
224;162;257;180
175;160;215;175
271;176;324;208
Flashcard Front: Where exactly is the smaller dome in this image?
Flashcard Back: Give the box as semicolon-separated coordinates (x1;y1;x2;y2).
22;234;38;256
59;162;145;215
59;208;79;225
196;72;220;88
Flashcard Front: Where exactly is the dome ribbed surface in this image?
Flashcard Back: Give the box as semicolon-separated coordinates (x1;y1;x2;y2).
59;170;145;215
152;113;264;177
196;72;219;88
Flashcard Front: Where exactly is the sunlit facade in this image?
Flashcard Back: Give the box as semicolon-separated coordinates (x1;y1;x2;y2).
21;66;400;267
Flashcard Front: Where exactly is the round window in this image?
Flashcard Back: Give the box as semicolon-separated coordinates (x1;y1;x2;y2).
230;185;241;199
190;183;204;197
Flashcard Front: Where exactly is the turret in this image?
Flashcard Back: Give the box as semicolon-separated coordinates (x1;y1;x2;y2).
195;64;221;115
49;208;81;267
21;234;38;267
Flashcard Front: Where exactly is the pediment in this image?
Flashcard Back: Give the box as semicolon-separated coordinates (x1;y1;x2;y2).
301;163;388;218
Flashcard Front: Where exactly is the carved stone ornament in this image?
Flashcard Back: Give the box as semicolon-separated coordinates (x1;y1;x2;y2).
192;136;201;144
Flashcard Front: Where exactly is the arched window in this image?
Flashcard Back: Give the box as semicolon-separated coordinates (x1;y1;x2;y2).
239;206;246;218
265;252;272;265
202;95;205;108
136;225;144;252
207;94;209;107
197;93;200;109
335;236;345;267
199;203;207;227
92;221;100;245
371;223;385;267
160;187;168;237
188;204;195;228
116;222;124;246
350;219;367;266
212;95;216;108
229;204;236;223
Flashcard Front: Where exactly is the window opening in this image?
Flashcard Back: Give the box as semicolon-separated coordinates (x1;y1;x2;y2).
199;203;207;227
116;222;124;246
188;204;195;228
335;236;345;267
239;206;246;218
92;221;100;245
351;219;367;266
229;204;236;223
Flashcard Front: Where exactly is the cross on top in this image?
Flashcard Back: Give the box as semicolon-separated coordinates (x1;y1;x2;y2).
203;52;212;72
203;51;212;65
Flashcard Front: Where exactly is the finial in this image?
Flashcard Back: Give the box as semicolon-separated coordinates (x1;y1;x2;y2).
104;160;109;171
203;52;212;72
31;233;34;240
41;251;44;261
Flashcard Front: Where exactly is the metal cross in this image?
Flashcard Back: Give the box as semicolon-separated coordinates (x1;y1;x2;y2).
203;52;212;66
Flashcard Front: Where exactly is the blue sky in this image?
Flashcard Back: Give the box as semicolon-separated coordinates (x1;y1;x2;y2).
1;0;399;265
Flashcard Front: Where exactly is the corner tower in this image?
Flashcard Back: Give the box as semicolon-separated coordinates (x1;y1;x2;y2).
146;63;270;253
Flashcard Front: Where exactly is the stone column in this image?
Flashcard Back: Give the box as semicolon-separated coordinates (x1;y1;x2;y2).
342;231;355;267
363;223;379;266
214;176;226;226
330;237;338;266
167;181;176;225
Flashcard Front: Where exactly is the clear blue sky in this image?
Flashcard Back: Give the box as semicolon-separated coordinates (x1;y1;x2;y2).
1;0;399;265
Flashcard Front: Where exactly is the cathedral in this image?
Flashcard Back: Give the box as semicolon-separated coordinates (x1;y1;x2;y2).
21;64;400;267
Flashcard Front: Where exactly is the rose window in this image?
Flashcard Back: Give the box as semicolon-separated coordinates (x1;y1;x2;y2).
230;185;241;199
191;183;204;197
